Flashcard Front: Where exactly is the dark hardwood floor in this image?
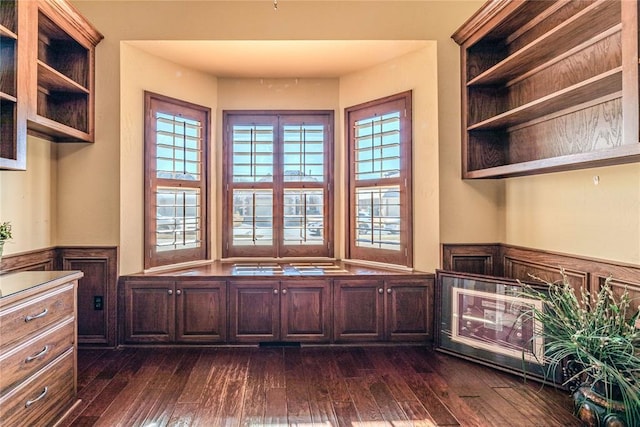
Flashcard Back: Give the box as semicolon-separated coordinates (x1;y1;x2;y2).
60;346;580;427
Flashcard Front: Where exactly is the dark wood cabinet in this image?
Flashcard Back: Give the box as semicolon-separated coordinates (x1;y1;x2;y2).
452;0;640;178
124;280;174;343
27;0;102;142
333;279;384;342
1;0;102;171
333;278;433;342
385;279;433;342
229;280;279;342
124;280;226;344
280;279;331;342
229;279;331;343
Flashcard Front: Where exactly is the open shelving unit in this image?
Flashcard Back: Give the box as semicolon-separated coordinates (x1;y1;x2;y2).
453;0;640;179
28;2;102;142
1;0;102;170
0;0;25;170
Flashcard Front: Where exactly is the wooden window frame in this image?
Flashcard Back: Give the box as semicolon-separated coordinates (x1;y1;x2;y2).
222;110;334;259
346;91;413;267
144;91;210;269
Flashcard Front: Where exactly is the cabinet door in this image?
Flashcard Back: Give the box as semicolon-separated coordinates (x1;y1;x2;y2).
333;279;384;342
124;281;174;343
385;279;433;342
281;279;330;342
229;281;279;343
176;281;227;343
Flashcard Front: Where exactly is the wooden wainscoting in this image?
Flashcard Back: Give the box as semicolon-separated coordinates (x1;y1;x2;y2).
1;246;118;347
59;247;118;347
0;247;58;272
442;243;640;300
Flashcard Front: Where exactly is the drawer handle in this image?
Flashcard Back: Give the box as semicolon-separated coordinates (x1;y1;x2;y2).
24;308;49;322
25;387;48;408
25;346;49;363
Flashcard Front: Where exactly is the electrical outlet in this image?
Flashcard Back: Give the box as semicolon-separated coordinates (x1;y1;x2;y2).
93;295;103;310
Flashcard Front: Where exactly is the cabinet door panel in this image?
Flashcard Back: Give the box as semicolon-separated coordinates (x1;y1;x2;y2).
176;281;226;343
124;281;174;343
281;280;330;342
229;281;279;342
386;279;433;342
333;279;383;342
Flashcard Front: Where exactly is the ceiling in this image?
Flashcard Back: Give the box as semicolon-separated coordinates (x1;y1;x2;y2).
127;40;430;78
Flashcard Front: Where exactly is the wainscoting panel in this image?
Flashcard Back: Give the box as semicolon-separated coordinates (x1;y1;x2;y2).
60;247;118;347
442;243;640;302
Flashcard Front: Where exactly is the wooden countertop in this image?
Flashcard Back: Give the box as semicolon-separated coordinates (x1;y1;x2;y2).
0;270;83;301
123;260;433;280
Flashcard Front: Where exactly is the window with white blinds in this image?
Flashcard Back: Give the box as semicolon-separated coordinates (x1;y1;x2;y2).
346;91;412;267
144;92;210;269
223;111;333;258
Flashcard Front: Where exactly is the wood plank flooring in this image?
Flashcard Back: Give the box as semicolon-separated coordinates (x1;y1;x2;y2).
61;346;581;427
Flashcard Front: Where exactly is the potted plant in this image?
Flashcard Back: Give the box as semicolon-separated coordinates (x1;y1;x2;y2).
0;221;12;258
519;270;640;427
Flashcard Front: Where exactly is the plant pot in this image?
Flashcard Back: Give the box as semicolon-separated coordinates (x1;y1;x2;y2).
573;381;627;427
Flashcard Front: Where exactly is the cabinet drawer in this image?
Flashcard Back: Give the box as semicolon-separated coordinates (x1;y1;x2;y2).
0;348;75;427
0;317;75;395
0;284;75;349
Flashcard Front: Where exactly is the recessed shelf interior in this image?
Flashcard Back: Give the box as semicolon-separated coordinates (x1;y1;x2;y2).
0;35;16;98
0;0;16;36
38;11;89;89
1;99;17;160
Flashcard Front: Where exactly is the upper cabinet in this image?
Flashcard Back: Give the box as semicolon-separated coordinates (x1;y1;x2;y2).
0;0;26;170
452;0;640;178
0;0;102;170
28;0;102;142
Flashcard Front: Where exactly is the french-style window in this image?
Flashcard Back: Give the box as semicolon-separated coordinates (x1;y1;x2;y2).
346;91;412;266
144;92;210;269
223;111;334;258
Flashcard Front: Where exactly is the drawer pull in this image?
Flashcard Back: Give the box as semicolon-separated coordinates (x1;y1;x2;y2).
25;345;50;363
25;387;48;408
24;308;49;322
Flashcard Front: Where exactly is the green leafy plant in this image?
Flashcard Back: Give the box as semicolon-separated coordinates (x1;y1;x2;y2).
519;270;640;425
0;222;12;241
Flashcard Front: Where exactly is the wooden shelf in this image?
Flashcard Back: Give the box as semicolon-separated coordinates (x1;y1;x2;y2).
466;144;640;179
467;0;620;86
452;0;635;179
28;115;91;142
0;91;17;103
37;61;89;94
0;24;17;39
468;68;622;131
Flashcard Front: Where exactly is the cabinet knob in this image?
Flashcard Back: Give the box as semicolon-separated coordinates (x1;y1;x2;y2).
273;289;279;295
378;288;384;294
387;288;392;294
168;289;173;295
282;288;287;295
176;289;182;295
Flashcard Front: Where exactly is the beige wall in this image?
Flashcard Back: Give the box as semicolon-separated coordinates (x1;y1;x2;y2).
66;0;493;274
120;43;219;275
32;1;640;274
505;164;640;265
0;137;57;255
339;45;439;272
